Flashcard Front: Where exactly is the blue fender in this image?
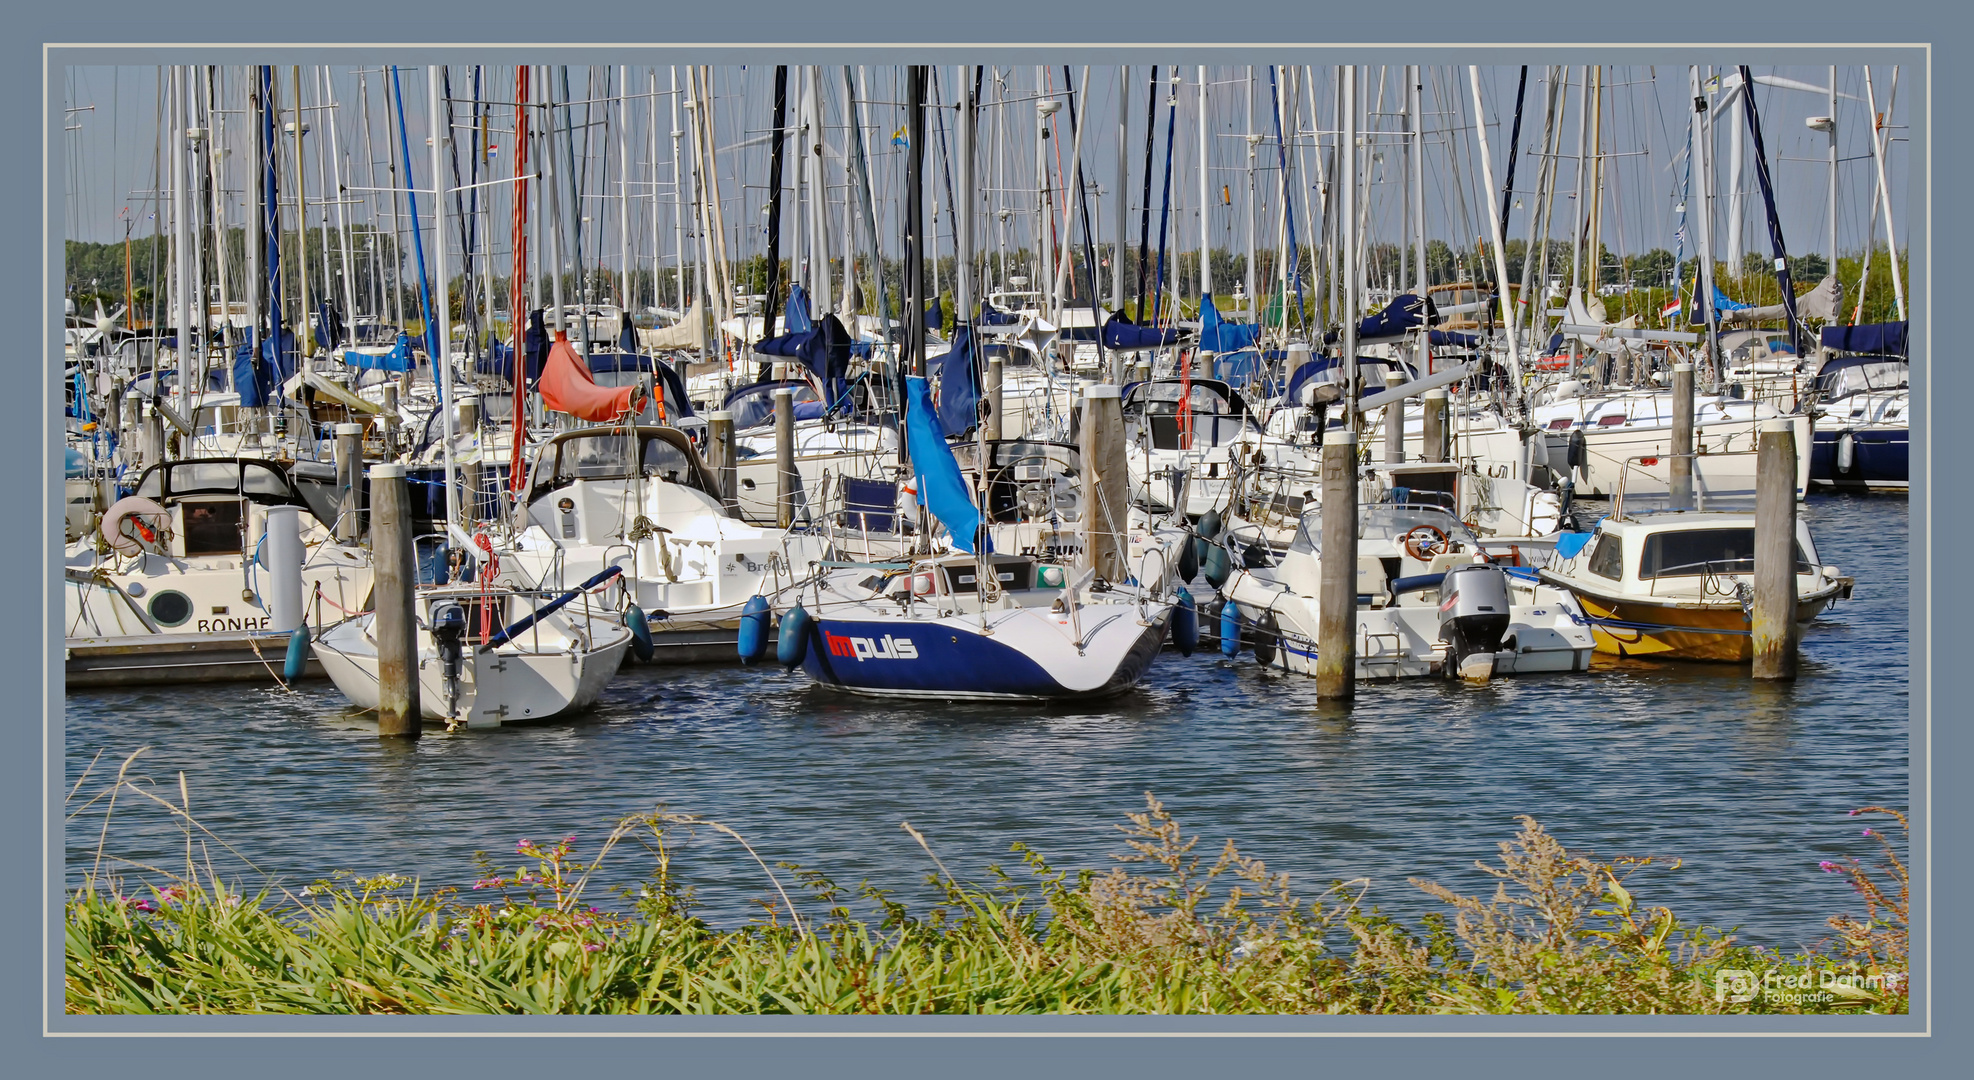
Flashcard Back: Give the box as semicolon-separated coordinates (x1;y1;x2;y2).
1178;535;1200;581
1171;588;1199;657
626;605;655;662
738;596;772;664
283;625;311;683
1220;599;1242;658
777;604;813;667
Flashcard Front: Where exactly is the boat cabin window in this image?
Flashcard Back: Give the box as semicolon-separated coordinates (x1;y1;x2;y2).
180;498;245;556
1587;534;1624;580
1814;357;1908;400
1637;529;1810;578
1132;382;1233;417
133;460;297;505
545;433;700;488
1359;504;1474;546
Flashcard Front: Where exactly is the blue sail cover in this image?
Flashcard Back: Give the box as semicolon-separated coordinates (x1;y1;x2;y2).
1357;293;1434;341
1712;286;1749;313
313;300;345;350
934;325;978;437
978;299;1020;326
346;332;415;373
1103;311;1181;351
1198;294;1261;353
1820;321;1907;356
756;312;852;386
924;296;943;331
617;312;638;353
784;284;813;334
905;375;986;554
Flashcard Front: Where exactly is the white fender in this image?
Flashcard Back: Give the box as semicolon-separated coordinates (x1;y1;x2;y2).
100;496;170;556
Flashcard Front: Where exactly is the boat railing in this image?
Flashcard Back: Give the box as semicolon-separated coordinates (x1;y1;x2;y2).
1610;450;1760;520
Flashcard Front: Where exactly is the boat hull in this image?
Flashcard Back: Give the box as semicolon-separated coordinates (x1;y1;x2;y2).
1562;590;1836;662
313;621;633;725
1809;427;1908;491
798;606;1171;701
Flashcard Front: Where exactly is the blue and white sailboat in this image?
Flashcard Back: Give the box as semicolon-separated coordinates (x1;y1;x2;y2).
775;377;1174;701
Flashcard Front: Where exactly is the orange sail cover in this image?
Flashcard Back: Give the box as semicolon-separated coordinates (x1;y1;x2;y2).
537;333;635;422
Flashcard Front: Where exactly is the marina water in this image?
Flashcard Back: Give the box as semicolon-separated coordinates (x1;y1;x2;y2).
65;494;1907;950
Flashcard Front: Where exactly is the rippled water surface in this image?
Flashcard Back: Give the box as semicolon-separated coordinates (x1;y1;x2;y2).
65;494;1909;948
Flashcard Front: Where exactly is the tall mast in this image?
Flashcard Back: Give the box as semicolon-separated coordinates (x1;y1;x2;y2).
292;66;310;354
1410;65;1426;297
1113;65;1128;326
1690;66;1721;380
430;63;459;528
1470;65;1522;391
322;68;358;340
169;66;192;383
1198;65;1211;305
1569;65;1587;294
1864;66;1905;321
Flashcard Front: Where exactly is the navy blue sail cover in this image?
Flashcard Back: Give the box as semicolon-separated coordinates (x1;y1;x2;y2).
1820;321;1907;357
934;325;978;437
1103;311;1181;351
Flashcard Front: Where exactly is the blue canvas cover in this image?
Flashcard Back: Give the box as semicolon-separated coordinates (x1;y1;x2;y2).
756;312;852;385
616;312;638;353
924;296;943;331
978;299;1020;326
1356;293;1435;341
1820;321;1907;356
347;332;416;374
934;325;978;437
905;375;986;554
1198;294;1261;353
1103;311;1181;351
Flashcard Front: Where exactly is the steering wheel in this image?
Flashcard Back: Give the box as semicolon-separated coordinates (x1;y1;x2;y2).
1402;524;1452;562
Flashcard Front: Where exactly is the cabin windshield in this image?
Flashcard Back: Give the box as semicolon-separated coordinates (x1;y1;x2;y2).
1815;358;1908;400
1638;528;1811;578
544;433;703;490
1359;504;1474;546
1132;382;1234;416
133;460;298;506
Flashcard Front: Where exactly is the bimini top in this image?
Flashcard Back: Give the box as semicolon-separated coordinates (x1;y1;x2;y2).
524;426;721;506
130;458;315;513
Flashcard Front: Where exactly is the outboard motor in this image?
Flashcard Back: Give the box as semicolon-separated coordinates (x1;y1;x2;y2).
1437;563;1512;682
430;600;468;728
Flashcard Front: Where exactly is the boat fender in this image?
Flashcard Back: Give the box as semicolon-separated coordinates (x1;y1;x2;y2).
777;604;813;667
1567;429;1587;470
1250;610;1280;668
1177;535;1200;582
1203;543;1232;590
1197;509;1223;541
1171;588;1199;656
626;605;655;662
1837;430;1856;473
283;624;311;683
1220;599;1242;658
737;595;771;664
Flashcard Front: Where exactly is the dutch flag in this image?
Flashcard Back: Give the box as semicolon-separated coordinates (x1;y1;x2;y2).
1661;297;1682;321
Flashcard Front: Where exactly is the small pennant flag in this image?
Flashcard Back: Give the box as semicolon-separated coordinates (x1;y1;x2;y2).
891;125;908;148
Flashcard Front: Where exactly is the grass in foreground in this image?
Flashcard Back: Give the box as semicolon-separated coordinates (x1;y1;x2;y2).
64;756;1907;1014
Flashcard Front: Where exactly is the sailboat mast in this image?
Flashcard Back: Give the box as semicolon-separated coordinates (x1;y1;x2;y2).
1863;66;1905;321
1470;66;1522;393
1198;65;1211;306
1689;66;1721;381
430;63;460;529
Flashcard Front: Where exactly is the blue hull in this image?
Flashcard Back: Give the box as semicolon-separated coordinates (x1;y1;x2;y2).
799;611;1171;700
1809;428;1908;489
